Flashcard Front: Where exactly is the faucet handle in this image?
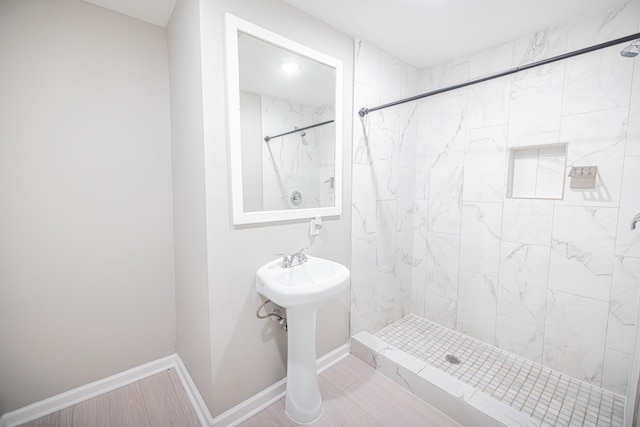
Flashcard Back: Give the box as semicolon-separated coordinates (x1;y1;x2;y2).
293;247;309;264
275;253;292;268
297;247;309;253
632;212;640;231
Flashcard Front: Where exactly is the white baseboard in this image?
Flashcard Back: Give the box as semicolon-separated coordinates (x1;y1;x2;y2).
212;343;350;427
211;375;287;427
174;355;214;427
0;344;349;427
0;355;177;427
316;343;351;374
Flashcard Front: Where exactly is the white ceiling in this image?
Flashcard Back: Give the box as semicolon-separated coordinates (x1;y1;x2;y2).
82;0;177;27
239;33;336;106
282;0;626;68
85;0;627;67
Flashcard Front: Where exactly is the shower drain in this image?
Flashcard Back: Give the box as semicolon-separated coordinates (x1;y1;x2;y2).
445;354;461;365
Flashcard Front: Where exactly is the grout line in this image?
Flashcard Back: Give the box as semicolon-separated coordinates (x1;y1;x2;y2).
374;315;623;426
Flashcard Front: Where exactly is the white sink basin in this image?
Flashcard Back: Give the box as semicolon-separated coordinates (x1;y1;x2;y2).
256;256;350;308
256;255;350;423
256;255;350;422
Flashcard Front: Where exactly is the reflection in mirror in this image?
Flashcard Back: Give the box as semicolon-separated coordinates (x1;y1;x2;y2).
238;32;336;213
225;14;343;225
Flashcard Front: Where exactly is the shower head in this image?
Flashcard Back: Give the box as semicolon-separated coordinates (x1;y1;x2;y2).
620;39;640;57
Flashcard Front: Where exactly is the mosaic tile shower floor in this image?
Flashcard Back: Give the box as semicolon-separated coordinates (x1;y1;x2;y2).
373;315;625;427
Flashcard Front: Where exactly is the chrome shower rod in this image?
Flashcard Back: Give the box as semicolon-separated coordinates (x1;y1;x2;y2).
358;32;640;117
264;119;334;142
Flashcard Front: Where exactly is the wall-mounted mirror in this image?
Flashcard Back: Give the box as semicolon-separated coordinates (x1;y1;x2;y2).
225;14;343;225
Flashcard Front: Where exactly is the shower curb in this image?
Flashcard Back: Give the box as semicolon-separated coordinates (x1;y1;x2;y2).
351;331;538;427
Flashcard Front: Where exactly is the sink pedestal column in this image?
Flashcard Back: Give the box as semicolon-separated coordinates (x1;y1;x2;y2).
285;306;322;423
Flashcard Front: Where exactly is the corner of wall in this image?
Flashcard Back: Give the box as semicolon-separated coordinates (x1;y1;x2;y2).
167;0;216;415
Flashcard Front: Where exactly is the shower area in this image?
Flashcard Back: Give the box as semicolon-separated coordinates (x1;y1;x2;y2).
349;2;640;426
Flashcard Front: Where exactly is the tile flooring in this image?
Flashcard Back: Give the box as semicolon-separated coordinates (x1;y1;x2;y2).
354;314;626;427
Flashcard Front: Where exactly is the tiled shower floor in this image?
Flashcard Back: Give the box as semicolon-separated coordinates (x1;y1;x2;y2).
352;314;625;427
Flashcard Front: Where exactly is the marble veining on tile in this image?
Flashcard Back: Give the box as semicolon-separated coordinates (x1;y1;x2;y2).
351;38;419;333
352;2;640;405
259;94;335;211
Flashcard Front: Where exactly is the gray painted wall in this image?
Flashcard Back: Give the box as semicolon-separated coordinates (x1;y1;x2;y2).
170;0;354;416
0;0;176;414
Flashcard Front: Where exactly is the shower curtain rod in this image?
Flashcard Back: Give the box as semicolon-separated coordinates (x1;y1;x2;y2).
358;32;640;117
264;119;334;142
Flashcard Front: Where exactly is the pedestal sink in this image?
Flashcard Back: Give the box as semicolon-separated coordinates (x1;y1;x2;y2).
256;255;350;423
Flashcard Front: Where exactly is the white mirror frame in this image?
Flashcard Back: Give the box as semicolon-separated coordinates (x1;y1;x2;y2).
225;14;343;225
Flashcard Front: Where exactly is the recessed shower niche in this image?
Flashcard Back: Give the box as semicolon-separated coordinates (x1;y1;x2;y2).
506;143;567;199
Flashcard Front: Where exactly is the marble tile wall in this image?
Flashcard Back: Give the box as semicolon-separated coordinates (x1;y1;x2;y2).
352;0;640;395
351;39;419;334
259;94;335;210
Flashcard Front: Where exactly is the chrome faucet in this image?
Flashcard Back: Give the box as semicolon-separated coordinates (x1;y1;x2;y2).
632;213;640;231
276;247;309;268
292;247;308;265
